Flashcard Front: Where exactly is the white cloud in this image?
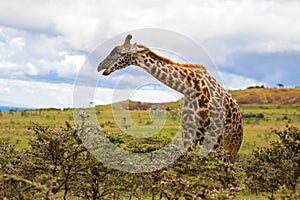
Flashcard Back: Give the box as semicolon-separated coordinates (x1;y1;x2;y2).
0;26;86;79
56;52;86;77
0;60;20;76
25;62;37;76
0;78;183;108
1;0;300;55
0;0;299;107
0;78;75;108
220;72;266;90
10;37;25;50
0;71;264;108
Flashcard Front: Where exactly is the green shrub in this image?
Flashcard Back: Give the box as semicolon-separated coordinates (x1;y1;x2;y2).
1;119;299;199
242;112;264;119
244;125;300;199
247;85;265;89
0;121;242;199
155;154;241;199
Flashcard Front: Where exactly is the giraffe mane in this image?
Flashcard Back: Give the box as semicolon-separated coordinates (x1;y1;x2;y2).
144;47;207;70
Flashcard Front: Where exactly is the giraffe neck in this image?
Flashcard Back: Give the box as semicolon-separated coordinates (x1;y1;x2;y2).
134;51;197;95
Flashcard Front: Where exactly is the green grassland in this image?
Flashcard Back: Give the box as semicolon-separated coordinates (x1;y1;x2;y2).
239;104;300;154
0;101;300;199
0;108;73;149
1;102;299;155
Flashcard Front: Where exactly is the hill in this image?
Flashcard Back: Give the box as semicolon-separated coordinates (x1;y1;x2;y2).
106;88;300;108
229;87;300;105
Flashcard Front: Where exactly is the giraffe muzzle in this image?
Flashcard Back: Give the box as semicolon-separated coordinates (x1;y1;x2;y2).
97;61;114;75
97;61;106;72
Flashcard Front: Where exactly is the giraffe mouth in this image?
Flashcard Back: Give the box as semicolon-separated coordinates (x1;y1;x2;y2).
97;61;113;75
97;67;112;76
102;68;112;75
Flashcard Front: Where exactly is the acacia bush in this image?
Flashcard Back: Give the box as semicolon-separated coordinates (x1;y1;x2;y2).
0;122;109;199
0;121;242;199
0;121;299;199
243;125;300;199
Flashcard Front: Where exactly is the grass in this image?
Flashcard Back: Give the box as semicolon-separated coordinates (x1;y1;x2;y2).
1;103;299;154
239;104;300;154
0;103;299;199
0;109;73;149
95;103;300;154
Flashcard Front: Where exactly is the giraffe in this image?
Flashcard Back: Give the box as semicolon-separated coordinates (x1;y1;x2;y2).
97;35;243;162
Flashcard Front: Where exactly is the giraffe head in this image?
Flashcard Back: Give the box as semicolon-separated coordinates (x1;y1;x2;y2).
97;34;149;75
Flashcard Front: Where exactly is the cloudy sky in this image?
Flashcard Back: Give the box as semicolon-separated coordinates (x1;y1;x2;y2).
0;0;299;108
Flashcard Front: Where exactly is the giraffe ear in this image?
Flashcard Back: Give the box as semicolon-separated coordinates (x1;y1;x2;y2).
123;34;132;49
121;35;149;54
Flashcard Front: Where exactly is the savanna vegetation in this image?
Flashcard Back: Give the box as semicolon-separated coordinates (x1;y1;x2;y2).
0;95;300;199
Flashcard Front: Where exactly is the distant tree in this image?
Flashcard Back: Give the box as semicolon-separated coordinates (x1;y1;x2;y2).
89;101;94;108
0;109;2;117
277;83;284;88
247;85;265;89
8;109;14;115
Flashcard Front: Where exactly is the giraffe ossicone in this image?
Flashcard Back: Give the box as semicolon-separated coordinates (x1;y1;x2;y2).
97;34;243;162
